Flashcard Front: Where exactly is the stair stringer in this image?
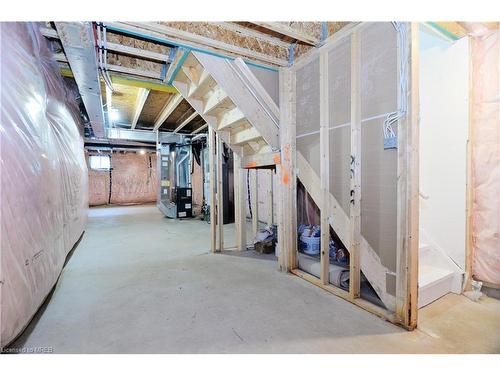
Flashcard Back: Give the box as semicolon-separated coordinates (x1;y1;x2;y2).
297;152;397;311
191;51;279;150
172;79;232;148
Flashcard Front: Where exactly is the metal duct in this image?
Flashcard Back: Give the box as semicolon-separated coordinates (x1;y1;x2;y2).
55;22;106;137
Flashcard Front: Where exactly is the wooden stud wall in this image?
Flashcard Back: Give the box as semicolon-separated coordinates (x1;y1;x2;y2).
319;48;330;285
349;31;361;299
395;23;419;329
277;68;297;272
208;127;217;253
251;170;259;237
233;153;247;251
283;22;419;330
216;133;224;252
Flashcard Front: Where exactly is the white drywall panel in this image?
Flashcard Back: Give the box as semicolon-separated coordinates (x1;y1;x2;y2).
419;26;469;270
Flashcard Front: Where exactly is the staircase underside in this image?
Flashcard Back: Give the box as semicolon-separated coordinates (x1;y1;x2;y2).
169;49;398;311
297;152;397;311
169;50;280;169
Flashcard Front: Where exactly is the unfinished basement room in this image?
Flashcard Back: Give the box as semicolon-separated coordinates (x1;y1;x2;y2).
1;1;499;369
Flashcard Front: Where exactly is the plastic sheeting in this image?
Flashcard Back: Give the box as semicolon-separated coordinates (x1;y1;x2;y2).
110;152;157;205
471;30;500;286
87;151;157;206
1;22;88;347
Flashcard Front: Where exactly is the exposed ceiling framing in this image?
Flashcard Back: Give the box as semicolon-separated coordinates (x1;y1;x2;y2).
131;88;150;129
250;22;320;45
41;21;361;141
153;93;184;131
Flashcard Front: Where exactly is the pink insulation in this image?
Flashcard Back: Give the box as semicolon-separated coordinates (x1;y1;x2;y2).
0;23;88;346
471;30;500;286
110;152;157;205
86;151;157;206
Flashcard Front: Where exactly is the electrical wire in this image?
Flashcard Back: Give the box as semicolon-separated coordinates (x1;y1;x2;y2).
383;22;409;142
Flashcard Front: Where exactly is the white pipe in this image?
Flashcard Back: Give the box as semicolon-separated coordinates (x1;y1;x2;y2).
96;23;114;90
102;25;114;89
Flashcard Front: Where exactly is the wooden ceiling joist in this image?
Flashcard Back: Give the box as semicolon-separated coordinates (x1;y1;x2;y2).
153;93;183;131
106;42;170;63
250;22;319;46
106;64;161;80
131;88;150;129
62;66;178;94
191;123;208;134
173;111;198;133
41;26;170;65
215;22;290;49
108;22;287;67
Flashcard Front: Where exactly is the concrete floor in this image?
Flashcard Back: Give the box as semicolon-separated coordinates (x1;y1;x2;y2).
11;205;500;353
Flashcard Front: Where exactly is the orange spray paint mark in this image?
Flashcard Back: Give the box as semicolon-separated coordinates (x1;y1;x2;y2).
273;154;281;165
282;170;290;185
284;145;290;160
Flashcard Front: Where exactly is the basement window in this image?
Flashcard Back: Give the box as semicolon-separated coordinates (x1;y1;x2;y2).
89;155;111;170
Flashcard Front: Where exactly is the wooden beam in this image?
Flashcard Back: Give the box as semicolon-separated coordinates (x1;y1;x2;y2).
110;75;178;93
131;88;150;129
234;153;247;251
107;41;170;63
153;93;183;131
107;63;161;80
349;31;361;300
216;133;224;252
250;22;319;46
173;111;198;133
251;170;259;237
113;22;288;67
267;170;274;226
291;23;363;72
216;22;290;49
319;48;330;285
241;151;280;169
191;123;208;135
291;269;399;326
396;22;420;330
277;68;297;271
208;127;217;253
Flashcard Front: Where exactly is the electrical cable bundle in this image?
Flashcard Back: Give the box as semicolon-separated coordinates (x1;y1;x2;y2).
383;22;409;144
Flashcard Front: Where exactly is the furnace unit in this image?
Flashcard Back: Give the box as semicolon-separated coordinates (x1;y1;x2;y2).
158;142;193;219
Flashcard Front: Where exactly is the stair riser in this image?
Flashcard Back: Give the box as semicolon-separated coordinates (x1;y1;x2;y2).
418;274;455;308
